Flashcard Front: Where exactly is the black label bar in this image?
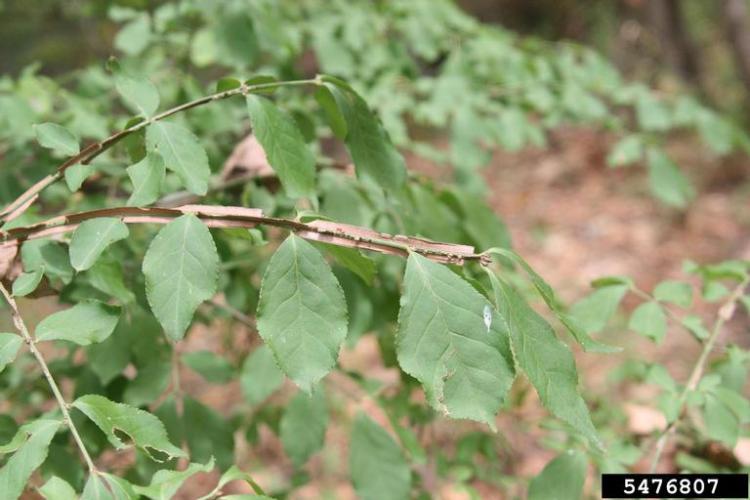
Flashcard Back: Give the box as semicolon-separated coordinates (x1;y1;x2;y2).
601;473;748;498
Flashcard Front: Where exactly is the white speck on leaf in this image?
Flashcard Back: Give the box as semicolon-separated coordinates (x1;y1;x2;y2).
483;304;492;333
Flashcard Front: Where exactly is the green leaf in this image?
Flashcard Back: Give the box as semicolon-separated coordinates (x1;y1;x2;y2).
240;345;285;405
702;386;750;440
123;361;171;407
0;416;16;448
636;92;672;132
146;121;211;195
81;473;136;500
740;295;750;315
81;476;110;500
245;75;279;92
685;259;749;282
39;476;77;500
245;95;316;198
528;450;587;500
11;268;43;297
114;15;151;56
36;301;121;346
629;301;667;342
681;314;709;341
484;248;621;353
349;414;411;500
216;77;242;92
142;215;219;341
69;218;130;272
404;184;462;243
487;275;602;450
34;123;80;156
182;351;234;384
183;397;235;470
87;317;132;385
280;389;328;467
569;284;628;334
607;135;643;167
319;243;376;285
114;69;160;118
256;235;347;391
653;280;692;308
208;465;266;498
64;163;95;192
0;422;29;454
154;397;184;456
72;394;185;462
127;152;165;207
647;365;678;394
716;346;748;392
717;387;750;421
86;258;136;304
325;83;406;190
133;459;214;500
22;240;74;284
397;253;515;425
703;393;740;447
445;188;512;250
647;149;694;208
0;333;22;374
215;10;259;66
591;275;634;288
703;281;730;302
0;419;61;500
315;86;347;139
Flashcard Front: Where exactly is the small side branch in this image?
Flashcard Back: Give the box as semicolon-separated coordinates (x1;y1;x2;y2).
0;283;98;474
648;278;749;471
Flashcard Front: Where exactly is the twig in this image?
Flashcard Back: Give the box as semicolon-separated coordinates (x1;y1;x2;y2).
630;286;683;327
171;344;184;416
0;205;482;265
0;282;98;474
208;298;256;330
648;278;749;472
0;78;321;225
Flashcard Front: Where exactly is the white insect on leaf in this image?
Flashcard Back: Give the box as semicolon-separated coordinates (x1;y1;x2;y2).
483;304;492;333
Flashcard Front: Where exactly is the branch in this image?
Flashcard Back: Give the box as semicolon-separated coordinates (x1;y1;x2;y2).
0;282;98;474
630;285;683;328
647;278;749;471
0;78;321;226
208;297;256;330
0;205;485;265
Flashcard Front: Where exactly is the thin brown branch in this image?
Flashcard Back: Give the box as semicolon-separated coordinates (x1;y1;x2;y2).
0;78;321;225
647;278;749;472
170;345;184;417
0;205;483;265
0;282;98;474
208;298;256;329
630;286;683;328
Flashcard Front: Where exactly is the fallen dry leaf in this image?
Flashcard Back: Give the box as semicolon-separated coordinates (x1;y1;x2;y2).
624;403;667;434
734;437;750;466
221;134;275;181
0;243;18;281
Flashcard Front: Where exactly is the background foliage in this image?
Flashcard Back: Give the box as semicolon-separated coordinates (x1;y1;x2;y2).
0;0;748;498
